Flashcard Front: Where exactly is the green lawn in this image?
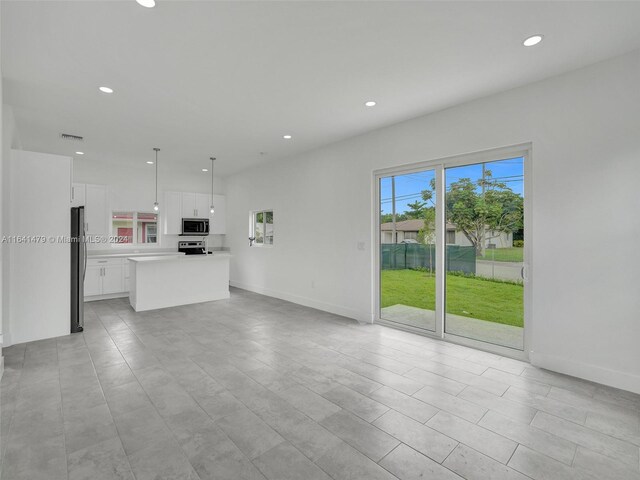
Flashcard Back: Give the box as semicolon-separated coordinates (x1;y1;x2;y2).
381;269;523;327
479;247;523;263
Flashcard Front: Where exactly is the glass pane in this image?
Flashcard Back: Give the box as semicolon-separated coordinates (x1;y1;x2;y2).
255;212;264;244
265;211;274;245
137;212;158;244
379;170;436;332
444;157;524;350
112;212;133;244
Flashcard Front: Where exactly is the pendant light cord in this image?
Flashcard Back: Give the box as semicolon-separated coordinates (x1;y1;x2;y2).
154;148;160;204
210;157;215;203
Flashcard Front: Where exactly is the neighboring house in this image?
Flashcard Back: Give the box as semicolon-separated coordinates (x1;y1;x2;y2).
380;219;513;248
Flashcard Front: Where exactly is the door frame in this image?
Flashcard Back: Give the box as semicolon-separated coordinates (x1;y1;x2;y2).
372;143;532;361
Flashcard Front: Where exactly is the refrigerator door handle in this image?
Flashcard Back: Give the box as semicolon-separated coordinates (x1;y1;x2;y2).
83;232;87;280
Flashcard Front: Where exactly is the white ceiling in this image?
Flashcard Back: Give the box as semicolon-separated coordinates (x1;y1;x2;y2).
3;1;640;176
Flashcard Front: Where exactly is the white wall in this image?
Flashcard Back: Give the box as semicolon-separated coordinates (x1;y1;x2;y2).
226;50;640;394
73;160;226;251
0;6;3;372
1;106;18;351
8;150;71;345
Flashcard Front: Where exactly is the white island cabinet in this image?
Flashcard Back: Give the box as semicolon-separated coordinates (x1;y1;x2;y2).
128;254;230;312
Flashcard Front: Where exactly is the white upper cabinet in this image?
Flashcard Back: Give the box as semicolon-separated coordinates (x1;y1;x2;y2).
181;192;196;218
195;193;210;219
181;192;210;218
210;194;226;234
71;183;86;207
85;184;108;237
164;191;226;235
164;191;183;235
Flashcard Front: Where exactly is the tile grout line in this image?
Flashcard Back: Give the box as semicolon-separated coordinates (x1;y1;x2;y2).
0;348;25;473
55;337;71;480
82;305;140;480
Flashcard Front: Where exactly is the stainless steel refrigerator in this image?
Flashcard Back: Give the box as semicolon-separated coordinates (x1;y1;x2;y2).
71;206;86;333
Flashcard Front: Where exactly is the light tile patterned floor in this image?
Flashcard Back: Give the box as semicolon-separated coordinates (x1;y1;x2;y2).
1;288;639;480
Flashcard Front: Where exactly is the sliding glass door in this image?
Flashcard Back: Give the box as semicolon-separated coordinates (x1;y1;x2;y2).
377;148;528;354
444;157;525;350
379;170;437;332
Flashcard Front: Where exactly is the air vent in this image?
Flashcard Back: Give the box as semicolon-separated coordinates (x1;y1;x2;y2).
60;133;84;142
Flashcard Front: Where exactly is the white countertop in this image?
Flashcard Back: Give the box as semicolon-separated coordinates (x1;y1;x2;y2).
128;253;231;263
88;251;185;259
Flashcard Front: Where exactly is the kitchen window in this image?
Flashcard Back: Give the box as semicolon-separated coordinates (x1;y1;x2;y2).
250;210;274;246
112;212;158;244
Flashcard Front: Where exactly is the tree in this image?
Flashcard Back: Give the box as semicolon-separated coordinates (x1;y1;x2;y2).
417;206;436;274
406;200;427;219
380;213;409;224
412;188;436;273
420;172;523;256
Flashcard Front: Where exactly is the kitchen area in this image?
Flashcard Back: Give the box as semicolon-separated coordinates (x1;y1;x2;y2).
5;148;230;346
73;177;230;321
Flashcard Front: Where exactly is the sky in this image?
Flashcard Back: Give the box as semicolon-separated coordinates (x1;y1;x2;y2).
380;157;524;215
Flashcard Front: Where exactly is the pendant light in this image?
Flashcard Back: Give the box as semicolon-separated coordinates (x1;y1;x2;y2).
209;157;216;215
152;148;160;212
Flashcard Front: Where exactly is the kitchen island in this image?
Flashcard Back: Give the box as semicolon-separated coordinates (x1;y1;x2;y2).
128;253;230;312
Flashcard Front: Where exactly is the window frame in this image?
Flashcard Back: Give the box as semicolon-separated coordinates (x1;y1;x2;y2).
111;211;160;246
250;210;274;247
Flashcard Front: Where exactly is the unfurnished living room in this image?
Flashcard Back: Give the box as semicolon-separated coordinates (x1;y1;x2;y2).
1;1;640;480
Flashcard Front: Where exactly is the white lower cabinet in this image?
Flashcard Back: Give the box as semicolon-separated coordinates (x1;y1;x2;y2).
85;258;127;299
103;265;125;294
123;263;131;292
84;265;104;297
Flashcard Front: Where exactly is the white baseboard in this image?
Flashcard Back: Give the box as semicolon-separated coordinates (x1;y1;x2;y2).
530;351;640;395
85;292;129;302
229;281;372;324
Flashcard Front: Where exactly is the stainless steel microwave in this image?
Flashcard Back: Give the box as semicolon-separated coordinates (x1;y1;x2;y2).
181;218;209;235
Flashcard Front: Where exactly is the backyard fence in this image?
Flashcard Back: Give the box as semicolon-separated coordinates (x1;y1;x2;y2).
381;243;476;274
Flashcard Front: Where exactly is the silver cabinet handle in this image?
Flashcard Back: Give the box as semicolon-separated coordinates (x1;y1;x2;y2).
98;260;107;263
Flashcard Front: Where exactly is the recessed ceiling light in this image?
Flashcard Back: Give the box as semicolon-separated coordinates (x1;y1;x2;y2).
136;0;156;7
146;161;154;164
99;86;114;94
202;168;208;172
283;135;292;139
365;101;377;107
523;35;543;47
75;151;84;155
